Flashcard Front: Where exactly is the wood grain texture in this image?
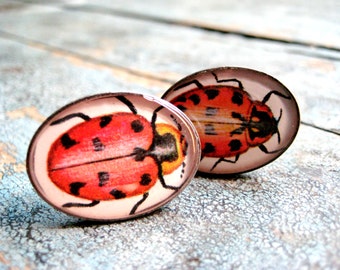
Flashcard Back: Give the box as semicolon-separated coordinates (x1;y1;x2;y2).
0;1;339;269
22;0;340;50
6;0;340;50
0;3;339;134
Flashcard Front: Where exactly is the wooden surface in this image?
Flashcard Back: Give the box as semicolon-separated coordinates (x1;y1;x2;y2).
0;1;339;269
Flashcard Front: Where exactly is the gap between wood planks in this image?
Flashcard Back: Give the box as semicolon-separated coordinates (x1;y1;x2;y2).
300;122;339;136
0;30;173;88
2;2;340;136
1;29;339;137
62;4;340;57
7;0;340;59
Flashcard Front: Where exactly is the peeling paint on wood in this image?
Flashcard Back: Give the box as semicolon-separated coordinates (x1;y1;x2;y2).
6;107;46;122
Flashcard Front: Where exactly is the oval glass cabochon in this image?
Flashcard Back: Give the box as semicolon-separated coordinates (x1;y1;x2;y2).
27;93;201;221
162;67;300;175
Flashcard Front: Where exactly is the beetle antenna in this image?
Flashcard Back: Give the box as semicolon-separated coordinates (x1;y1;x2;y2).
275;109;283;144
258;144;285;154
262;90;291;104
151;106;164;126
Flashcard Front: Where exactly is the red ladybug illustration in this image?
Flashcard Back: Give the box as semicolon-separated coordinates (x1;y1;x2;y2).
45;95;188;216
163;69;299;173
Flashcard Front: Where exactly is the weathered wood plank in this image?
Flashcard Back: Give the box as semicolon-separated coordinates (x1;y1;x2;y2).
0;2;339;269
10;0;340;50
0;38;339;270
0;3;339;134
25;0;340;50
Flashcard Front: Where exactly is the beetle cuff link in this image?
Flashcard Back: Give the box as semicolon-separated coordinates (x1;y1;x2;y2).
27;67;300;221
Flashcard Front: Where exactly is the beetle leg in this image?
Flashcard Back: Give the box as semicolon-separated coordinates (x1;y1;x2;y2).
258;144;286;154
50;113;91;126
210;155;240;171
62;200;100;208
155;158;180;190
130;192;149;215
212;72;244;89
261;90;291;104
146;152;180;190
172;79;204;91
115;95;138;114
158;170;180;190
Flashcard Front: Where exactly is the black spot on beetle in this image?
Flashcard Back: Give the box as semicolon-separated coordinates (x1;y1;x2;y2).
69;182;86;196
189;94;201;105
61;133;78;149
98;172;109;186
176;104;188;112
205;89;219;100
100;115;112;128
176;96;187;103
110;189;126;199
203;143;216;154
131;119;144;133
92;137;105;151
140;174;152;186
231;91;243;105
229;139;242;151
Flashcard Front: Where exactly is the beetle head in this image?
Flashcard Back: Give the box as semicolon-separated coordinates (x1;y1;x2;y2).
153;123;187;175
246;102;281;146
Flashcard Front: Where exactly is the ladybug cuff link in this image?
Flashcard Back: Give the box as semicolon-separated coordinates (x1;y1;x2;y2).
27;93;201;221
27;67;299;221
162;67;300;175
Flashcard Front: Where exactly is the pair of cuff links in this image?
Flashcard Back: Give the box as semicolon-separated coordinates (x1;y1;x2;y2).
26;67;300;221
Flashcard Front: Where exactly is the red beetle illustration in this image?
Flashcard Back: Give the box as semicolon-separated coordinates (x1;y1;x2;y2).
44;95;188;216
164;70;296;173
